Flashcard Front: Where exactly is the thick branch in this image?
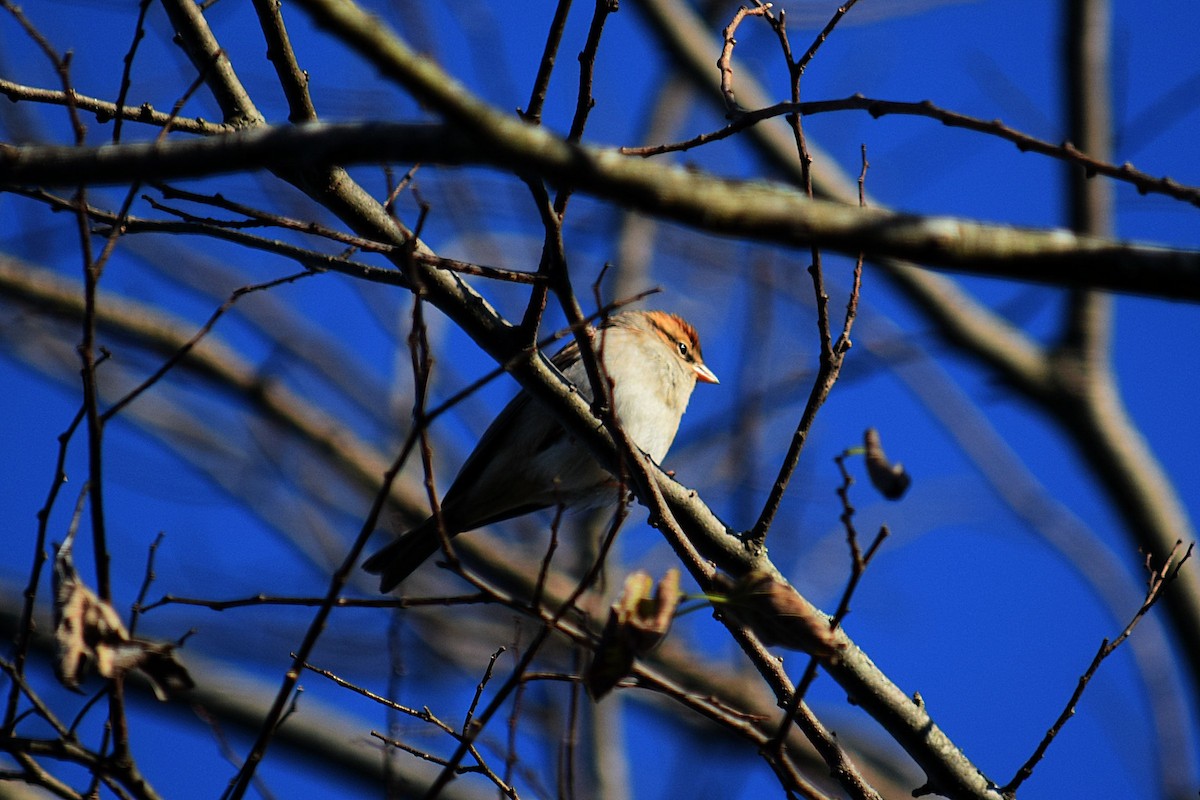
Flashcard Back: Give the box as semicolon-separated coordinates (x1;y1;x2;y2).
2;124;1199;301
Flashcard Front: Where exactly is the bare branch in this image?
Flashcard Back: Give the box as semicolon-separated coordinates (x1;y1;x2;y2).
4;122;1199;299
1003;543;1194;795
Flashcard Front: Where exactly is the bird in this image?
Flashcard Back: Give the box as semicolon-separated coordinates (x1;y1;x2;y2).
363;310;718;592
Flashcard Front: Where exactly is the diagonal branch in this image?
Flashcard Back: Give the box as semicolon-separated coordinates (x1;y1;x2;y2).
261;3;1008;797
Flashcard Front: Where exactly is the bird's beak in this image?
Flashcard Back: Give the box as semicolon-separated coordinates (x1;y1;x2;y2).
694;363;719;384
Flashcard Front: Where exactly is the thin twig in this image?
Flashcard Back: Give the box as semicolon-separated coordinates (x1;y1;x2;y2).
193;706;276;800
783;450;889;716
560;647;583;800
4;404;86;734
0;76;231;135
463;647;506;735
418;502;632;799
718;5;771;115
370;732;516;797
140;592;490;612
749;4;866;542
127;532;166;635
220;385;430;800
101;271;318;423
1002;542;1194;796
795;1;861;75
533;505;567;609
620;92;1200;208
521;0;575;124
110;0;154;144
565;0;615;146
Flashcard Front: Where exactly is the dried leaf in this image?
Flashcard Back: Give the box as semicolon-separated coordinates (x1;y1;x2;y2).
864;428;911;500
715;571;844;660
586;569;681;700
53;533;193;701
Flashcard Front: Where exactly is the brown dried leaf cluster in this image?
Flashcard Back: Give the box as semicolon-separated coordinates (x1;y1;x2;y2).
53;535;193;702
586;568;681;699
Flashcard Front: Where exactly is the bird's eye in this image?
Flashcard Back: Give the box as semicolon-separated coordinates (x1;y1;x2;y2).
677;341;690;358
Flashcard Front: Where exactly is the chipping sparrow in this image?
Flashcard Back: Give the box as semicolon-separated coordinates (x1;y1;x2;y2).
363;310;718;591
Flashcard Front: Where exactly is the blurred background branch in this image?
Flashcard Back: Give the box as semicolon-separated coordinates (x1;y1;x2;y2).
1;0;1197;798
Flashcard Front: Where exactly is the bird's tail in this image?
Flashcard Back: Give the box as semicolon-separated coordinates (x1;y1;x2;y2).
362;521;445;592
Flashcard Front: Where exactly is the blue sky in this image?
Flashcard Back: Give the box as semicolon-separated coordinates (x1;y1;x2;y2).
2;1;1199;798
